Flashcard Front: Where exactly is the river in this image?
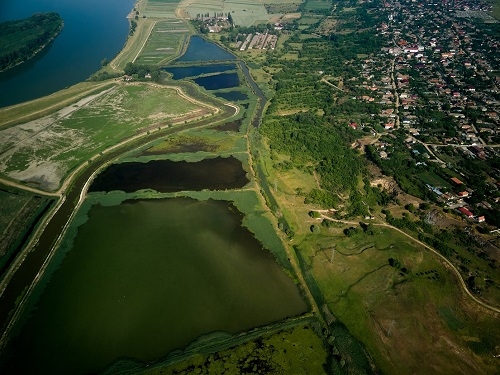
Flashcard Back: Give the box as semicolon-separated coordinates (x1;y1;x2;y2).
0;0;135;108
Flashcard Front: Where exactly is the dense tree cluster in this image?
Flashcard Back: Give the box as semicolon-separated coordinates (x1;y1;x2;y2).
261;111;363;207
123;62;161;82
0;12;63;71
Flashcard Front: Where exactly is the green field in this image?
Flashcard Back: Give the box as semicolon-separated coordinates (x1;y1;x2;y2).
0;84;211;191
295;225;500;374
143;0;180;18
417;171;452;189
134;19;190;65
304;0;332;11
179;0;270;27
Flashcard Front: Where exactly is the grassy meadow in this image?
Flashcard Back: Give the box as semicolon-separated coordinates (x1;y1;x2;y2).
296;225;500;374
178;0;270;27
0;84;211;191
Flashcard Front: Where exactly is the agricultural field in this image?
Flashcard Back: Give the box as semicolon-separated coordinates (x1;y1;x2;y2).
304;0;333;12
0;83;213;192
177;0;270;27
133;19;190;65
295;224;500;375
416;171;452;189
142;0;180;18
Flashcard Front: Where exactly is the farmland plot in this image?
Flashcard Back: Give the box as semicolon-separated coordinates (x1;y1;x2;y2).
178;0;270;26
134;19;190;65
143;0;180;18
0;84;207;192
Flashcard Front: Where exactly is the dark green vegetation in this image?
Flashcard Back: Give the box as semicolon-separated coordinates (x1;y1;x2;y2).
0;12;63;72
258;14;384;213
142;324;328;375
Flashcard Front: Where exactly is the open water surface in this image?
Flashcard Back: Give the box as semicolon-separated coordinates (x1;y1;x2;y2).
176;35;236;62
89;157;249;193
1;198;307;374
0;0;134;107
194;73;240;91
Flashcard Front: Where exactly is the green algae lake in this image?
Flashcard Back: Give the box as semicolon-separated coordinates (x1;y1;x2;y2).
2;197;306;374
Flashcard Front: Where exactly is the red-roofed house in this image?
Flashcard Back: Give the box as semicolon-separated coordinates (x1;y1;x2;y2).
458;207;474;218
451;177;463;185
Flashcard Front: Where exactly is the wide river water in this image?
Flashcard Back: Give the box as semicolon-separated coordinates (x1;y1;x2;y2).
0;0;134;108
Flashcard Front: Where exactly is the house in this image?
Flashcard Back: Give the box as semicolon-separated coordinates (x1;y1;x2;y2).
451;177;464;185
476;216;485;223
458;207;474;219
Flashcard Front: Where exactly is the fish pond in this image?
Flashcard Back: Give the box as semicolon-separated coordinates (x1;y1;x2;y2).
214;90;249;102
176;36;236;62
89;157;248;193
194;73;240;91
1;198;307;374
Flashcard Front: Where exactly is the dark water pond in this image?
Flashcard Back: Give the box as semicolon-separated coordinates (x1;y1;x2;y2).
176;36;236;62
0;0;134;108
89;156;248;193
1;198;307;374
164;64;236;80
194;73;239;91
214;90;249;101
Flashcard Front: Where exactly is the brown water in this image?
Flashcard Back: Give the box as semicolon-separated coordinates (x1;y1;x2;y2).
0;198;307;374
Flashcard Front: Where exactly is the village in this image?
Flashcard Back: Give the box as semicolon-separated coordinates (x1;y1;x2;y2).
354;0;500;230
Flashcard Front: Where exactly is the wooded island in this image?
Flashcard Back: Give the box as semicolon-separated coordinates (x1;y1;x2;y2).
0;12;63;72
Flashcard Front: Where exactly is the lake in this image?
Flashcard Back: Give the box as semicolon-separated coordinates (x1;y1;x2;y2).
176;36;236;62
89;157;249;193
214;90;249;101
194;73;240;91
1;198;307;374
0;0;135;108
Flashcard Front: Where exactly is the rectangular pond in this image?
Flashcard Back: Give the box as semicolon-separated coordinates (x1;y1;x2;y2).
1;198;307;374
176;36;236;62
89;157;249;193
194;73;240;91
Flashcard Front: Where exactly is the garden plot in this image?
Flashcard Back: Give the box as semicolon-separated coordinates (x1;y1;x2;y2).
178;0;270;27
0;84;206;192
134;19;189;65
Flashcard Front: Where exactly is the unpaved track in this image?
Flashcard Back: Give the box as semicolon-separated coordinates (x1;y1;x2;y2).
318;214;500;314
